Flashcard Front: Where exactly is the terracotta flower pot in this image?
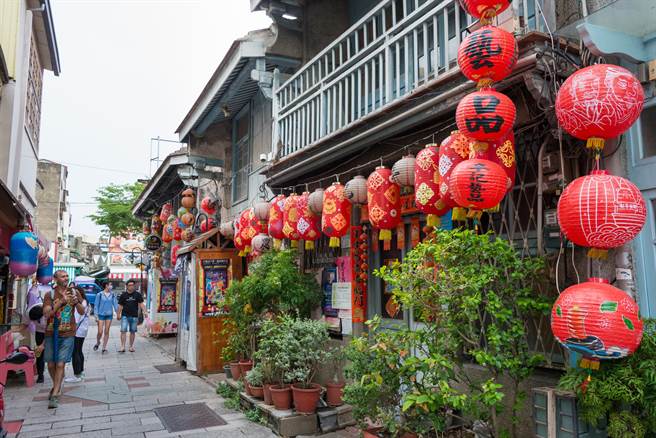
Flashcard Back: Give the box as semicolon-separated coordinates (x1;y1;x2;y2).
362;427;383;438
270;384;292;410
263;383;274;405
229;362;241;380
291;383;322;414
250;385;264;399
326;381;345;407
244;382;253;396
238;360;253;377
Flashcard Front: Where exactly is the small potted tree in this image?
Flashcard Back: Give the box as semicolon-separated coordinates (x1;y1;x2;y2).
257;317;294;410
246;365;264;399
325;345;346;407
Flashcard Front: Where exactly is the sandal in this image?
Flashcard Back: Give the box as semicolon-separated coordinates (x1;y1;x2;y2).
129;347;135;353
93;344;99;351
118;349;125;353
102;349;108;354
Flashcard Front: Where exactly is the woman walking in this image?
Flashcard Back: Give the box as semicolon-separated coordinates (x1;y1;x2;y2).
66;287;89;383
93;281;117;353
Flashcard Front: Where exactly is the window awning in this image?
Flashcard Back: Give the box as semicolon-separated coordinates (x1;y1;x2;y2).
108;268;145;282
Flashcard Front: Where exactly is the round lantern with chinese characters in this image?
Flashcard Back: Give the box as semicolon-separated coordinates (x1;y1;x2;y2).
555;64;644;152
308;189;324;215
233;218;246;255
219;222;234;239
438;131;470;207
252;233;273;254
268;194;286;247
469;130;516;192
322;183;352;247
297;192;322;249
557;170;646;257
461;0;512;22
283;194;302;247
37;257;54;285
551;278;643;360
345;176;368;205
201;196;218;215
457;26;517;88
239;208;261;255
367;167;401;242
159;203;172;222
391;155;416;188
449;158;508;210
415;143;450;227
456;89;516;143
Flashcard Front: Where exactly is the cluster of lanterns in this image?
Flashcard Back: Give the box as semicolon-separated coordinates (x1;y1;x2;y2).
8;231;53;284
550;64;646;372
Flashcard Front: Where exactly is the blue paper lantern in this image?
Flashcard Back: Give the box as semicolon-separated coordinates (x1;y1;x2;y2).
9;231;39;277
37;257;54;285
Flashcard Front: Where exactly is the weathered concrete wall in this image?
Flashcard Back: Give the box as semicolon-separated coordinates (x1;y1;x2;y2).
35;160;65;245
304;0;349;62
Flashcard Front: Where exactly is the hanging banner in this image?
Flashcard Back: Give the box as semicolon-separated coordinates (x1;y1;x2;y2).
158;279;178;313
397;223;406;249
200;258;230;317
410;218;421;248
350;226;367;323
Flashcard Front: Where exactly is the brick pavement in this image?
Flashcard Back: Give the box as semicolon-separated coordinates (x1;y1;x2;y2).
3;321;276;438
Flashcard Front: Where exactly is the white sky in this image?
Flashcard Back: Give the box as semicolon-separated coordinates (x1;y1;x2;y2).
39;0;272;240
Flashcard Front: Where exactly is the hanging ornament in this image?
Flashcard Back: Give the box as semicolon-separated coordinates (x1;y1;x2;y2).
200;196;218;216
219;222;234;239
181;188;196;209
173;226;183;241
461;0;512;23
296;192;321;250
322;182;352;248
142;221;151;235
345;176;368;205
162;224;173;243
181;228;195;242
151;215;162;235
252;233;273;253
449;158;508;210
367;167;401;242
457;26;517;88
200;218;217;233
254;200;270;225
557;170;646;258
283;194;302;247
456;89;516;145
238;208;261;255
415;143;450;227
268;194;286;249
177;207;189;218
438;131;470;220
159;203;172;222
555;64;644;152
233;217;246;255
308;188;324;215
469;130;516;192
181;212;195;226
37;257;54;285
391;154;416;188
167;214;177;225
551;278;643;361
171;244;181;265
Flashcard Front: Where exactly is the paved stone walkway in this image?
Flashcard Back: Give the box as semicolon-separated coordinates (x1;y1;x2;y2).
3;322;276;438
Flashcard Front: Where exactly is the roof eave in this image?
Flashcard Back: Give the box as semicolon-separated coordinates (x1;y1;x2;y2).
37;0;61;75
131;152;189;218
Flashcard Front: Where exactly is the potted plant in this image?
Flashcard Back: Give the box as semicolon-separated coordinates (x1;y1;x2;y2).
259;358;276;406
286;318;330;414
256;318;294;410
325;346;346;407
246;365;264;399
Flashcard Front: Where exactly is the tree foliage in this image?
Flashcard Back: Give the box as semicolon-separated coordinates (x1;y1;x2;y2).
88;182;144;238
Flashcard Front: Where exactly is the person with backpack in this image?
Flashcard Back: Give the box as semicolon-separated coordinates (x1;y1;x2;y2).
93;281;118;354
65;287;89;383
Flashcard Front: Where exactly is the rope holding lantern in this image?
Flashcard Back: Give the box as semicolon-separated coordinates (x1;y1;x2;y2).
322;182;352;248
367;166;401;242
414;143;450;227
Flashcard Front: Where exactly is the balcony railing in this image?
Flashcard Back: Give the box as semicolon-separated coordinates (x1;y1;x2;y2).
274;0;548;159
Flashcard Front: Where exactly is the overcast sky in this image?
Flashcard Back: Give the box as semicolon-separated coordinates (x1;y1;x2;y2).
39;0;271;240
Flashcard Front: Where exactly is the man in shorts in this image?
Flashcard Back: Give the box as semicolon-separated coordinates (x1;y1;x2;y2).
42;270;86;408
117;279;148;353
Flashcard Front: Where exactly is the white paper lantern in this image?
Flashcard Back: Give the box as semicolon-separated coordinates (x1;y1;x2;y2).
308;188;324;215
345;176;368;205
392;154;416;187
219;222;234;239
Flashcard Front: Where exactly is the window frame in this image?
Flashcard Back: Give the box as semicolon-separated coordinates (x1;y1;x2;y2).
231;103;252;204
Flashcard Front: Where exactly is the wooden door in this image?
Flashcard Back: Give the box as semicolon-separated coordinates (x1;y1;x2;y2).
195;249;242;374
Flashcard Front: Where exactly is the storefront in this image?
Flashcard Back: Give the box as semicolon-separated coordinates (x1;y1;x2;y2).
145;267;179;336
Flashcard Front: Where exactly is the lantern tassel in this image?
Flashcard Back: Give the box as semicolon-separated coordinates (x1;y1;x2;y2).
427;214;441;228
238;250;245;257
466;209;483;221
329;237;340;248
586;137;605;151
477;78;495;90
587;248;609;260
452;207;468;222
305;240;315;250
244;245;251;255
484;204;500;213
379;229;392;242
291;240;298;249
273;239;282;250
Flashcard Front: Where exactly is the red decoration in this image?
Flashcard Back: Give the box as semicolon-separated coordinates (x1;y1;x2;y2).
162;224;173;243
449;158;508;210
200;218;217;233
469;130;516;192
414;143;450;227
456;89;516;143
268;194;286;246
438;131;470;207
555;64;644;151
296;192;321;250
461;0;512;22
200;196;218;215
238;208;261;255
457;26;517;87
173;226;182;241
350;226;368;323
367;167;401;242
159;203;172;223
551;278;643;360
171;244;181;265
557;170;646;254
322;183;352;248
283;194;301;246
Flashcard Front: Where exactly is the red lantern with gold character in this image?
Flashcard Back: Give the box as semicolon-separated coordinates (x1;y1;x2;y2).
296;192;321;250
415;143;450;227
438;131;470;208
456;89;516;143
283;194;301;247
469;130;516;192
461;0;512;23
268;194;286;248
556;64;644;152
551;278;643;361
457;26;517;88
557;170;646;257
367;167;401;242
322;183;352;248
449;158;508;210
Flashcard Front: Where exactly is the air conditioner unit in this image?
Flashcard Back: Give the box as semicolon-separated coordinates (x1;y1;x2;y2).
532;387;607;438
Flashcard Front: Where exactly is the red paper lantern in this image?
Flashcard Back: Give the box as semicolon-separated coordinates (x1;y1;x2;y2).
469;130;516;192
200;196;218;215
296;192;321;250
162;224;173;243
200;218;217;233
449;158;508;210
283;194;302;247
457;26;517;87
322;183;352;248
461;0;512;22
268;194;286;246
237;208;260;255
551;278;643;360
367;167;401;242
555;64;644;151
173;226;182;241
414;143;450;227
557;170;646;255
456;89;516;143
438;131;470;207
159;203;172;222
233;218;245;255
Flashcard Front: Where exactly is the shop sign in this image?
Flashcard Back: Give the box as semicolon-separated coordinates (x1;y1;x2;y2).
145;234;162;251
